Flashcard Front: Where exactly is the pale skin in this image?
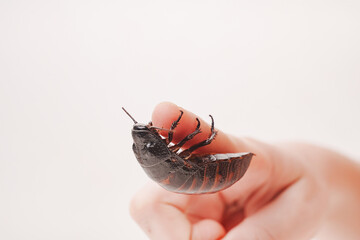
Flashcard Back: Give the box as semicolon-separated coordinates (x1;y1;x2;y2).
130;102;360;240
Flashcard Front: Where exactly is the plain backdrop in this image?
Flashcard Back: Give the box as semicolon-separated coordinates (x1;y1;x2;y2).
0;0;359;239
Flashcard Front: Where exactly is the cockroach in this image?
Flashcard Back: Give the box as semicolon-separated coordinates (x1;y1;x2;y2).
123;107;254;194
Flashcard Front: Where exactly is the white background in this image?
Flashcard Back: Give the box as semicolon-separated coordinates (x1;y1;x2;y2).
0;0;359;239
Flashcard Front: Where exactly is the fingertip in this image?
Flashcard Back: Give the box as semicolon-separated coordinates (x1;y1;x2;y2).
192;219;226;240
152;101;179;123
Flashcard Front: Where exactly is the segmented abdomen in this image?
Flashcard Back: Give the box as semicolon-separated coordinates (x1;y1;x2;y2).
158;152;254;194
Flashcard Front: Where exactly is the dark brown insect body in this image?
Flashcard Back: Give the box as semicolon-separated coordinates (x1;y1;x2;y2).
124;108;254;194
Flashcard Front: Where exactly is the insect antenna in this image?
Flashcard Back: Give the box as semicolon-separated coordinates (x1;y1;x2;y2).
122;107;138;124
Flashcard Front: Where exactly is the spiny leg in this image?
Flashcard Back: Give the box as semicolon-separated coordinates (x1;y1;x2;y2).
180;115;217;158
169;118;201;152
167;110;183;144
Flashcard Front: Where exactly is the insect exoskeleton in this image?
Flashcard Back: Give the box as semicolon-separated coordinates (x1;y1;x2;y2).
123;107;254;194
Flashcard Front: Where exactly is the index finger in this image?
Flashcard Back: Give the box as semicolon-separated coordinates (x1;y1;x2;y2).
151;102;295;206
152;102;243;154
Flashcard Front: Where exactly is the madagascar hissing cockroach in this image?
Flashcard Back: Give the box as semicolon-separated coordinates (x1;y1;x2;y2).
123;107;254;194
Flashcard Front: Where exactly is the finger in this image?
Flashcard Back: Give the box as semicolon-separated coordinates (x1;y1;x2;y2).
152;102;240;154
151;102;305;226
222;176;326;240
192;219;226;240
152;102;266;203
152;102;274;164
130;184;191;240
130;183;226;240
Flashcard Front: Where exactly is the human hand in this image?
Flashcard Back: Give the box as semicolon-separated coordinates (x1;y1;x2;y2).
130;102;360;240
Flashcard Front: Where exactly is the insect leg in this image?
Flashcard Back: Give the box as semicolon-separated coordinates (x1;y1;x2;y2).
169;118;201;152
180;115;217;158
167;110;183;144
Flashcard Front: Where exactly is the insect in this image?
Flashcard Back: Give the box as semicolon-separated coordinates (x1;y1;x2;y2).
123;107;254;194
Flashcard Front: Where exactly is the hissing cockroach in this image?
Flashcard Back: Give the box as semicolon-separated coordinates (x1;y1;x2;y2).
123;107;254;194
